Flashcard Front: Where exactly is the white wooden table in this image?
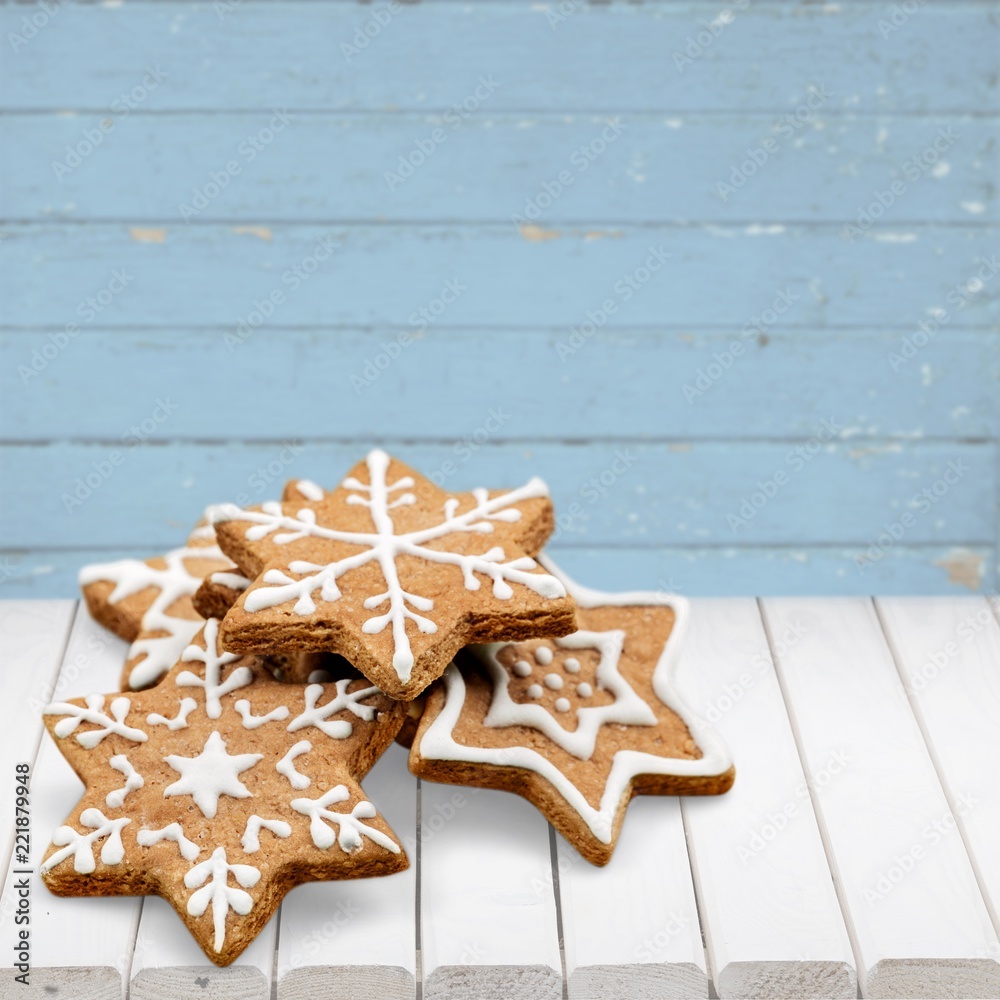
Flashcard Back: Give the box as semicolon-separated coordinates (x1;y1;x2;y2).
1;597;999;1000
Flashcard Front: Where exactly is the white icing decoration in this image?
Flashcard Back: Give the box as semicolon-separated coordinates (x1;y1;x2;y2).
212;449;565;682
294;479;325;501
554;698;571;713
290;786;400;854
106;754;144;809
544;673;563;691
276;740;312;789
147;697;197;731
577;683;593;698
185;846;261;953
564;658;581;674
286;680;380;739
512;660;533;678
79;530;233;689
241;815;292;853
417;557;734;844
234;699;290;729
137;822;201;861
527;684;543;699
45;694;147;748
209;571;252;591
40;808;130;874
164;731;263;819
534;645;553;665
176;618;253;719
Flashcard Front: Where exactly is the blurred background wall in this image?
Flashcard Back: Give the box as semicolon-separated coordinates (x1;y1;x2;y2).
0;0;997;597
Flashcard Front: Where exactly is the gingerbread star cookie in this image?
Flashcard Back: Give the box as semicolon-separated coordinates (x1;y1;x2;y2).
40;619;407;965
211;450;577;700
80;510;247;691
409;559;735;865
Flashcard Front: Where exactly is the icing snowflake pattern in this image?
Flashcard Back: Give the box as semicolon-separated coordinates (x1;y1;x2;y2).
39;618;405;962
213;449;566;681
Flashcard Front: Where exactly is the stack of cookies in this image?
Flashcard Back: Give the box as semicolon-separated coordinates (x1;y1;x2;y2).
40;450;735;965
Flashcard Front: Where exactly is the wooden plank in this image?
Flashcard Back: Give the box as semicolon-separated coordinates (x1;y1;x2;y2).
4;114;994;224
0;602;142;1000
276;742;417;999
418;780;562;999
129;896;276;1000
875;597;1000;939
3;329;999;443
557;799;707;998
0;441;994;551
2;544;995;602
1;224;997;329
678;599;855;998
761;597;1000;998
0;3;994;114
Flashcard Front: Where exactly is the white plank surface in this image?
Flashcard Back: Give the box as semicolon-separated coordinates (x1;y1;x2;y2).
276;742;417;1000
0;602;142;1000
762;598;1000;999
557;797;707;999
876;597;1000;946
419;780;562;1000
679;599;856;999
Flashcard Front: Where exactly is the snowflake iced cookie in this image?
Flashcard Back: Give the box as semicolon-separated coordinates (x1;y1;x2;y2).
409;559;735;865
40;619;407;965
211;450;577;700
79;510;244;691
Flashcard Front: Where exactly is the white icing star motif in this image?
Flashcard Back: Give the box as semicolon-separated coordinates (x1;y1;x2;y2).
163;731;263;819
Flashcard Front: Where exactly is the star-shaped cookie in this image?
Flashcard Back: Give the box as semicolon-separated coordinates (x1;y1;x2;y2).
80;510;246;691
211;450;577;700
409;559;735;865
41;619;407;965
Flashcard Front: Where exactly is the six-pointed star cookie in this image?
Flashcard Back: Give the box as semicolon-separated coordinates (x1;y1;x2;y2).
80;510;247;691
211;450;577;700
409;558;735;865
40;619;407;965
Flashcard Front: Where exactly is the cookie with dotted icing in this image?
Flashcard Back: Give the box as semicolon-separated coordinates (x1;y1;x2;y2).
210;450;577;701
40;618;407;965
409;558;735;865
79;510;240;691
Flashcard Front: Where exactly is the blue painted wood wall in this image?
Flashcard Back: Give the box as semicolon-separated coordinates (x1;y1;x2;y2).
1;0;997;597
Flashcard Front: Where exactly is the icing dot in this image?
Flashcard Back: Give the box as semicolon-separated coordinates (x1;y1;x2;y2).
577;683;594;698
544;673;563;690
527;684;543;699
554;698;571;713
512;660;533;678
563;657;581;674
534;646;553;666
